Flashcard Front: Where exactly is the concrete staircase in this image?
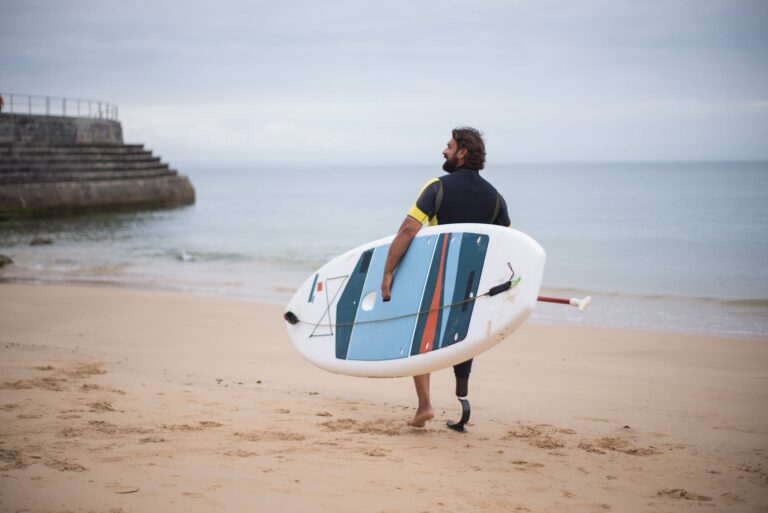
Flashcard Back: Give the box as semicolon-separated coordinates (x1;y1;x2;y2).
0;144;181;185
0;113;195;218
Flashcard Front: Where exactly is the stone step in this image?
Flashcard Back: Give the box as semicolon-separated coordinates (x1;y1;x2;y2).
1;153;159;165
0;159;166;173
0;142;144;148
0;144;148;157
0;167;178;185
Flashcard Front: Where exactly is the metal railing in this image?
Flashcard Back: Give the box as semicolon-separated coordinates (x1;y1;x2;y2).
0;92;118;121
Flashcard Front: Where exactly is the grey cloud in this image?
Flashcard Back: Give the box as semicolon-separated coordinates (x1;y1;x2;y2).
2;0;767;162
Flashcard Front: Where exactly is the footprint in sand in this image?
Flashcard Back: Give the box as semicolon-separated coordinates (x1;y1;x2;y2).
63;362;106;378
60;427;85;438
356;419;414;436
503;424;566;450
139;436;168;444
320;418;358;432
509;460;545;471
45;459;87;472
530;436;564;449
223;449;257;458
87;401;117;412
0;448;28;471
161;421;223;431
362;447;389;457
736;462;768;483
80;383;126;395
320;418;431;436
0;377;65;391
657;488;712;501
579;437;659;456
1;362;107;393
234;430;305;442
503;424;545;439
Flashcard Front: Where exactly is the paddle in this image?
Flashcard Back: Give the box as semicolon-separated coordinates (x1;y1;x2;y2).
538;295;592;312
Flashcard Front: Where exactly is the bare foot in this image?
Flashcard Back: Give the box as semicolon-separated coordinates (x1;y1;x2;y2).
407;407;434;427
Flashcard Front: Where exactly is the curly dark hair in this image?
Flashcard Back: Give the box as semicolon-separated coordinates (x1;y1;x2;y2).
452;126;486;171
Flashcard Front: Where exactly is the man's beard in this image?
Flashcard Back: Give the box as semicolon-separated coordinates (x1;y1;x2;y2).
442;154;459;173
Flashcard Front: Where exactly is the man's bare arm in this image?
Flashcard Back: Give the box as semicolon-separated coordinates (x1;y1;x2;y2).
381;216;422;301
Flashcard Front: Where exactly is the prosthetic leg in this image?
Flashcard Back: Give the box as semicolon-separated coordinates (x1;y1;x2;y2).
446;376;470;432
447;359;472;432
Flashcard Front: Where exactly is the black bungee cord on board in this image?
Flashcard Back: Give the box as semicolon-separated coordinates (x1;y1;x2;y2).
283;264;519;328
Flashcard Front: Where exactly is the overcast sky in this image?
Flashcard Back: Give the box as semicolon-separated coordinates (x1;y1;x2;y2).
2;0;767;164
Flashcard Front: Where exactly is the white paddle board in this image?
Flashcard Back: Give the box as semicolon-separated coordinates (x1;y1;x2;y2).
283;223;545;377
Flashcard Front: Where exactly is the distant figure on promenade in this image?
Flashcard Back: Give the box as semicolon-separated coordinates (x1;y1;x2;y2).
0;95;5;113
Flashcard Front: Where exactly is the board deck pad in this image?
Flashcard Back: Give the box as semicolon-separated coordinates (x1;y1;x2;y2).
284;224;546;377
336;232;488;361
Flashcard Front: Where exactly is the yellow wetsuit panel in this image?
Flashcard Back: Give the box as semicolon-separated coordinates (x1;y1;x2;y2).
407;178;440;226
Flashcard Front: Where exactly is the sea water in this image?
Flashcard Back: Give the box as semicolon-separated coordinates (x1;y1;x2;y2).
1;161;766;339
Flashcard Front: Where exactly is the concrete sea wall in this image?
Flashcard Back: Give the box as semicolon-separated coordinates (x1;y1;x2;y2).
0;113;195;217
0;114;124;145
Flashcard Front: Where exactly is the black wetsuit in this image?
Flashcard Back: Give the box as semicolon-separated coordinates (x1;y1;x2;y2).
407;167;510;379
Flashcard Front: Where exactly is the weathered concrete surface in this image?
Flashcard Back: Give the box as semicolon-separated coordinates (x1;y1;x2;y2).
0;176;195;217
0;114;123;145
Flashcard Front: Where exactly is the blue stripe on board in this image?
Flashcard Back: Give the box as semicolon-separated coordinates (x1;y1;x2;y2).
409;233;449;356
440;233;489;348
345;236;437;361
438;233;461;348
308;273;319;303
335;249;373;359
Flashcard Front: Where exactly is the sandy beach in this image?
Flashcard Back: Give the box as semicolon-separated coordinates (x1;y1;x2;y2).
0;282;766;512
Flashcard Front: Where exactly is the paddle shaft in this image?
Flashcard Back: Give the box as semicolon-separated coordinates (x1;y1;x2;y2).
537;294;592;312
538;296;570;305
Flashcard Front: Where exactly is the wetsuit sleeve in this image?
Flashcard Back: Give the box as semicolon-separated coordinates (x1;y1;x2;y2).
494;193;511;227
407;178;441;226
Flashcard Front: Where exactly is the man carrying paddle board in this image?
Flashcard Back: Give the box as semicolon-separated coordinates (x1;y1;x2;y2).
381;127;511;428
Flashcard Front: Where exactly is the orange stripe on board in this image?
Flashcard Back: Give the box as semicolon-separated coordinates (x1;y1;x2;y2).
419;234;448;354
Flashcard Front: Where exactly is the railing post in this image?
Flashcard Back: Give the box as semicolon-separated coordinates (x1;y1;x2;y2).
3;93;118;120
